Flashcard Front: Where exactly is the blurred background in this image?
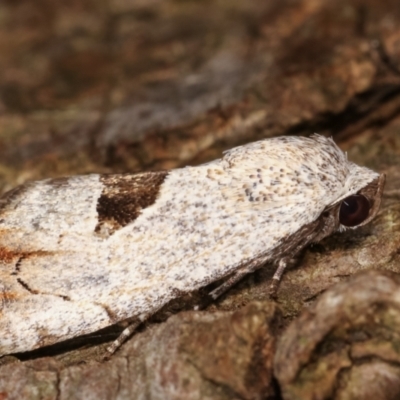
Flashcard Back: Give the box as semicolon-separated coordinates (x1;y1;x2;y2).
0;0;399;192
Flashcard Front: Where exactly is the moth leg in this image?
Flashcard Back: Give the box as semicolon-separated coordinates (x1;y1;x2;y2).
104;321;140;359
104;315;149;359
209;255;293;302
208;258;265;300
268;258;289;299
208;270;249;300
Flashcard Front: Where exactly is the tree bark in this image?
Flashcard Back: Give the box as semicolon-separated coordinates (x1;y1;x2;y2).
0;0;400;399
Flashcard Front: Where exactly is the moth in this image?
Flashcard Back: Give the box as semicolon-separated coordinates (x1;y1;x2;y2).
0;135;385;357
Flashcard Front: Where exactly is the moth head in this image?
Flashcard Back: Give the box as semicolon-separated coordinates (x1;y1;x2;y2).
336;172;385;231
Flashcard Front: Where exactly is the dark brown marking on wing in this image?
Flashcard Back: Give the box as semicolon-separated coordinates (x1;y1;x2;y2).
0;248;21;263
17;278;39;294
0;247;74;302
10;256;23;276
95;172;168;237
94;302;119;323
0;248;53;265
16;275;71;300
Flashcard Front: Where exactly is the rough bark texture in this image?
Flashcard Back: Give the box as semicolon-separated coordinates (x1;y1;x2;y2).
0;0;400;399
0;302;280;400
274;271;400;400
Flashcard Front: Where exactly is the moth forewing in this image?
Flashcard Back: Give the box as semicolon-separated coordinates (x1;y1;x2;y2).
0;134;384;357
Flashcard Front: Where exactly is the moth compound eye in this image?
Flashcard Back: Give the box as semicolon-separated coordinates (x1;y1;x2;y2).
339;195;370;227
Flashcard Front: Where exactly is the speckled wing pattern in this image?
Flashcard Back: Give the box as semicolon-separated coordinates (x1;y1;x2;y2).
0;135;384;355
